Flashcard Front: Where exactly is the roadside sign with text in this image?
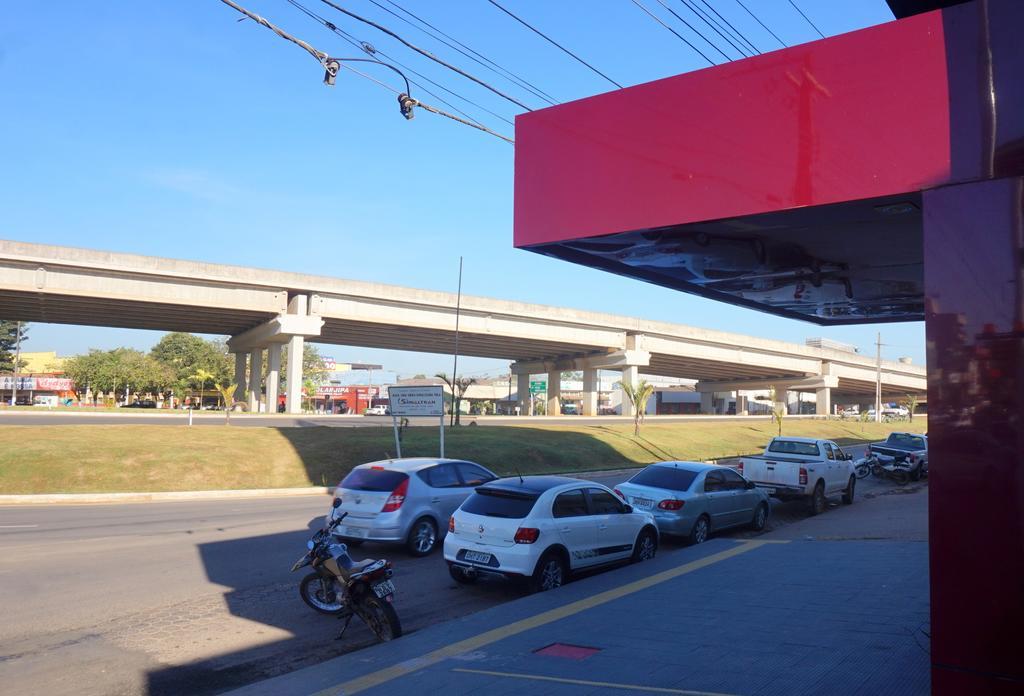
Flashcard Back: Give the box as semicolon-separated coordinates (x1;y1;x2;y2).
529;380;547;394
388;386;445;417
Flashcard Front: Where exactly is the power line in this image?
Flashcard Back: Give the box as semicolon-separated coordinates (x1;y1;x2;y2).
678;0;753;58
287;0;514;127
631;0;718;65
653;0;734;63
218;0;513;143
486;0;624;89
372;0;559;106
316;0;534;111
692;0;761;55
787;0;825;39
734;0;787;48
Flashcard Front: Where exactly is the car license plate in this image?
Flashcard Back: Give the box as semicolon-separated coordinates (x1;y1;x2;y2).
372;580;395;598
632;497;654;509
342;525;368;538
464;550;492;564
763;487;776;494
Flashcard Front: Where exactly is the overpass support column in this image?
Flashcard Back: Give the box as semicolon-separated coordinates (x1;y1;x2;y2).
546;370;561;416
266;344;281;414
815;386;831;416
700;391;714;415
582;369;598;416
248;349;263;413
515;372;530;415
284;295;308;415
736;393;748;416
620;365;638;417
234;353;247;404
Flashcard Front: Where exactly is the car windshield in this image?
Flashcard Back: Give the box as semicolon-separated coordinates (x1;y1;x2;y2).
461;488;539;518
767;440;820;456
629;466;698;492
887;433;926;449
340;468;407;492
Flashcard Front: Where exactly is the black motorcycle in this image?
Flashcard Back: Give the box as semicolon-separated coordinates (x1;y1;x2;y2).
292;499;402;641
870;456;912;485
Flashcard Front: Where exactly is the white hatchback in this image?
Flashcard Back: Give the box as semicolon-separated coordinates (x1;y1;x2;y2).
444;476;659;592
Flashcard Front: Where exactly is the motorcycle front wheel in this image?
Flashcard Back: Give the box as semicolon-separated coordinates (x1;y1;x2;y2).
855;463;871;480
299;573;345;615
357;596;402;641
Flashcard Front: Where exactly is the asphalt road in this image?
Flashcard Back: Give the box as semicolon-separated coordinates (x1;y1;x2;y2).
0;412;793;427
0;453;884;696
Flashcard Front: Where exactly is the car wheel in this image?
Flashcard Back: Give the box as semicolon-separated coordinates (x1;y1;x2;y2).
894;470;910;486
448;563;477;585
689;515;710;545
842;476;855;505
406;517;438;557
631;528;658;562
750;503;769;531
528;551;567;593
809;481;826;516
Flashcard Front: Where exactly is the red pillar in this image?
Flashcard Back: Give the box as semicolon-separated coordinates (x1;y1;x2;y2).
924;176;1024;693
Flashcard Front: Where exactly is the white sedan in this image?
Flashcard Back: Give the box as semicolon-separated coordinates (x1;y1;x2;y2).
444;476;658;592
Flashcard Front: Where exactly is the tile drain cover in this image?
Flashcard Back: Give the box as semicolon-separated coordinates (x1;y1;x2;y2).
533;643;602;660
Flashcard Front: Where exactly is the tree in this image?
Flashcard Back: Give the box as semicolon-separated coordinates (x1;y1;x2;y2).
214;381;241;424
618;379;655;436
769;386;786;436
900;393;919;422
191;368;216;409
435;372;476;425
63;348;172;401
0;321;28;373
151;332;231;401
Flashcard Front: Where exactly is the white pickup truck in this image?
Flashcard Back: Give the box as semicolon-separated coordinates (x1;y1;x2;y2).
738;437;857;515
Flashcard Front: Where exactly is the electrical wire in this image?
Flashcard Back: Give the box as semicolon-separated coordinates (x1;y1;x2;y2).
218;0;514;143
652;0;732;62
693;0;761;55
734;0;787;47
486;0;624;89
678;0;752;58
787;0;825;39
630;0;717;65
316;0;533;111
372;0;559;106
288;0;513;127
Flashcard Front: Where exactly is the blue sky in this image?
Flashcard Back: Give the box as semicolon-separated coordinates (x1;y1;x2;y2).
0;0;922;376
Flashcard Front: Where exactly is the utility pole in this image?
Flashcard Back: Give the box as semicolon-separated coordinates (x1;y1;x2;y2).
875;331;882;423
450;256;463;427
9;321;23;407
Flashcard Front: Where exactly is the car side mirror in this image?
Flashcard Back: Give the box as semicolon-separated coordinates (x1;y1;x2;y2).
746;480;755;490
624;504;633;514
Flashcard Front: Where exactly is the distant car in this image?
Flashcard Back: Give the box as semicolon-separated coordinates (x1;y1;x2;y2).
363;405;388;416
615;462;771;545
444;476;658;592
560;404;579;415
329;458;498;556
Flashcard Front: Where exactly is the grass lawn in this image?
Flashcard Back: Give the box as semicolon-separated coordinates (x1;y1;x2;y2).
0;420;926;494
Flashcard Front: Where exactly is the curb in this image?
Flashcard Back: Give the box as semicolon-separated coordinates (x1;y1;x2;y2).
0;486;335;505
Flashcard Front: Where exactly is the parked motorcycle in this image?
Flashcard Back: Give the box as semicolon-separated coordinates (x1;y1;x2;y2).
292;499;402;641
870;456;912;485
854;456;875;480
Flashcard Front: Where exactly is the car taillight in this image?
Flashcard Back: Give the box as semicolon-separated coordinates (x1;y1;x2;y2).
613;488;625;500
737;461;743;474
449;515;455;533
658;499;684;510
799;467;808;485
514;527;540;544
866;445;872;455
381;478;409;512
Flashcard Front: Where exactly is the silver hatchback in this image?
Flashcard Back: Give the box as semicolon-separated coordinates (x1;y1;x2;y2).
615;462;770;545
329;458;498;556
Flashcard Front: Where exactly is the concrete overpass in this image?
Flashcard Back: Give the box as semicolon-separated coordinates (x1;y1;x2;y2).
0;239;925;414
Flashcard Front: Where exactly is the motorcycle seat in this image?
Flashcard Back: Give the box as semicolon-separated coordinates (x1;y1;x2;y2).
348;559;385;578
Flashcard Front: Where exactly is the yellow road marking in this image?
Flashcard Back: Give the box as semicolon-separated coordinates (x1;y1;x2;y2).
452;667;737;695
315;539;784;696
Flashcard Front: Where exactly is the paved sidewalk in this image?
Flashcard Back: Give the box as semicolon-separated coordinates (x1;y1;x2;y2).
229;509;930;696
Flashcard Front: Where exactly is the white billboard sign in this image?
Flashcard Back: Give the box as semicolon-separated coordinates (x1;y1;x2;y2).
388;385;445;417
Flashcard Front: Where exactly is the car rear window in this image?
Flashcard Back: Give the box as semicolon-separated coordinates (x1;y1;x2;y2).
886;434;926;449
629;466;698;492
461;488;538;518
340;468;408;492
767;440;820;456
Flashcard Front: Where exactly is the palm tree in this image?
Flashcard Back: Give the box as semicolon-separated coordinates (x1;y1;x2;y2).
768;386;786;436
191;368;215;410
617;379;654;436
435;372;477;425
901;393;919;422
214;381;241;424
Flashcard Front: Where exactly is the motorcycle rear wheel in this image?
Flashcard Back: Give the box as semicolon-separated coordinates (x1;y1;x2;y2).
299;573;345;615
357;596;402;641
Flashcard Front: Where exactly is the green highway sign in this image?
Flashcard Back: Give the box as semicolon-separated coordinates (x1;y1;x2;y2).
529;380;547;394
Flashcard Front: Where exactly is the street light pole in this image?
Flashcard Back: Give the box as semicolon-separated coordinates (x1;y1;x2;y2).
9;321;22;406
450;256;463;427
